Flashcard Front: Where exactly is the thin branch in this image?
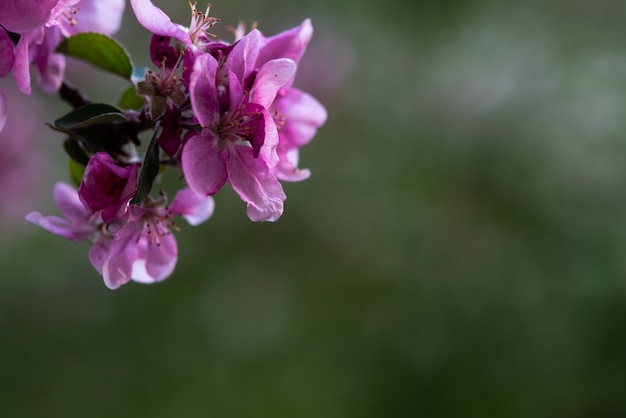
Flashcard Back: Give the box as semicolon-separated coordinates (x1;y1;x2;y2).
59;81;90;109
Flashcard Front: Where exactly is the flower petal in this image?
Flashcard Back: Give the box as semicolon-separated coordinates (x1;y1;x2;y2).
31;27;66;94
78;153;137;222
190;53;219;128
0;28;14;78
54;182;92;221
182;131;228;196
258;19;313;67
251;58;296;109
24;212;92;242
169;188;215;226
130;0;190;44
89;237;111;276
68;0;125;36
12;33;31;95
133;233;177;283
102;227;139;289
0;88;6;134
228;29;260;85
258;19;313;89
0;0;59;33
275;88;327;147
226;145;286;222
275;148;311;182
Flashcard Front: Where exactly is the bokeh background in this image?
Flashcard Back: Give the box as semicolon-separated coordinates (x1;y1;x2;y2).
3;0;626;416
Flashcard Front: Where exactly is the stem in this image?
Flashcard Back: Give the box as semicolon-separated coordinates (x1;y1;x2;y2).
59;81;90;109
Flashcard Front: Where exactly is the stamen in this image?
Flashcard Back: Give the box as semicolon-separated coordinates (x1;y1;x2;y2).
64;7;79;26
188;2;221;46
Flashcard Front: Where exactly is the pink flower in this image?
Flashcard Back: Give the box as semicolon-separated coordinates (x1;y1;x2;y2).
256;19;313;91
95;189;214;289
130;0;219;52
0;88;6;134
252;19;327;181
25;182;100;243
26;183;215;289
0;0;125;94
182;32;296;222
272;88;327;181
0;1;61;34
78;152;138;223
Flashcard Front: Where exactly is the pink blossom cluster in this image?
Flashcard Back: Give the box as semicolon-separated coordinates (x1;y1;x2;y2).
0;0;125;127
10;1;326;288
27;153;214;289
131;0;327;221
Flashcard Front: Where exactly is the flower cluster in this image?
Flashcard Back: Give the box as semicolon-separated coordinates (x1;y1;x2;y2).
0;0;125;116
9;1;326;289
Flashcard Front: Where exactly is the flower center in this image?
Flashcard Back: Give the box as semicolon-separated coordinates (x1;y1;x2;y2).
104;176;126;198
63;8;79;26
141;197;180;247
214;95;265;156
48;0;81;28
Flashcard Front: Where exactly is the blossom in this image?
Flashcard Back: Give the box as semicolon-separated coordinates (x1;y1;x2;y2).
182;32;296;222
272;88;327;181
95;189;214;289
130;0;219;52
0;0;126;94
256;19;314;91
26;183;215;289
0;1;61;34
251;19;328;181
0;27;15;133
25;182;100;243
78;152;137;223
0;86;6;135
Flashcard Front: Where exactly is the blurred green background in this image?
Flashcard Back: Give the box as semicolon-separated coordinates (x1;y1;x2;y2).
4;0;626;416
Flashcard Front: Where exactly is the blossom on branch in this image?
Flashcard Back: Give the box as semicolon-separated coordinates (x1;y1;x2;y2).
26;182;214;289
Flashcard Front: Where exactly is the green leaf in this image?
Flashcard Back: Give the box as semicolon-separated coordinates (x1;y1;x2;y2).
63;137;90;166
118;85;145;110
69;157;87;187
56;33;133;80
132;129;161;204
55;103;127;130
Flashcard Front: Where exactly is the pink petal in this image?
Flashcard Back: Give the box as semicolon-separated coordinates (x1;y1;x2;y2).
67;0;125;36
89;237;111;275
0;0;59;33
275;148;311;182
54;182;92;221
78;153;137;223
169;188;215;226
102;227;139;289
133;233;177;283
190;54;219;128
258;19;313;67
228;29;260;84
257;19;312;89
24;212;92;242
12;33;31;95
257;108;279;166
226;145;286;222
31;27;66;94
0;88;6;133
0;28;14;77
251;58;296;109
275;88;327;147
130;0;190;44
227;69;243;110
182;131;228;196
